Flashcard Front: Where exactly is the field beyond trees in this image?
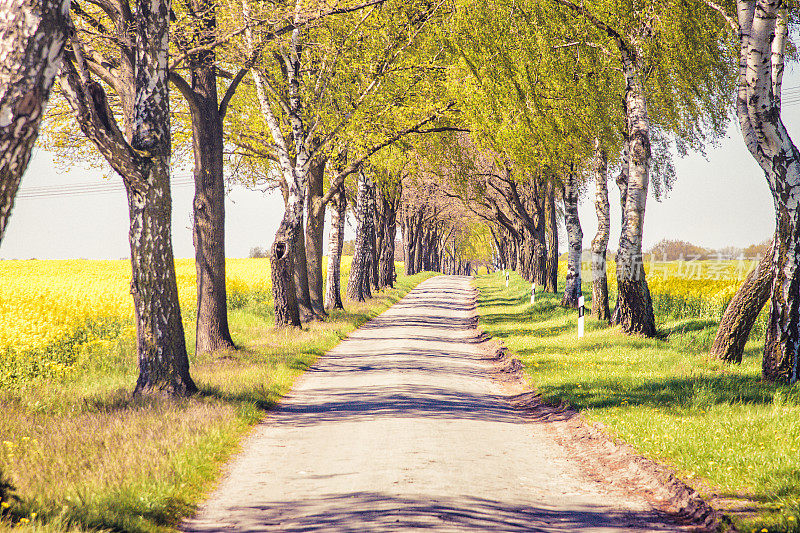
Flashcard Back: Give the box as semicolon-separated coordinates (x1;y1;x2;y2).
0;259;431;532
476;267;800;533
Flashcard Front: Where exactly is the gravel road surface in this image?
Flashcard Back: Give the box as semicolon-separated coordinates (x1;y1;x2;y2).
183;276;673;532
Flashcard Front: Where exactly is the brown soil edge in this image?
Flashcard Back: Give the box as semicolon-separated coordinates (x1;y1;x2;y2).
464;285;734;533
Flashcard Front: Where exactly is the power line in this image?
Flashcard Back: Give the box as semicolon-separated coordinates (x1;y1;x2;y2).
16;176;195;200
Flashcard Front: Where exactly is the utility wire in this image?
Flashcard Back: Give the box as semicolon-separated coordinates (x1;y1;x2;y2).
16;175;195;200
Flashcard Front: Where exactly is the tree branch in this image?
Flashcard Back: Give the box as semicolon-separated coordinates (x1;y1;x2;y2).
61;52;149;190
169;0;388;70
321;105;455;205
169;71;201;117
701;0;739;33
218;47;263;120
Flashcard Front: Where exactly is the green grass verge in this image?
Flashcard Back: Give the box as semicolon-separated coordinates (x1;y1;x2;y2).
476;271;800;533
0;272;435;532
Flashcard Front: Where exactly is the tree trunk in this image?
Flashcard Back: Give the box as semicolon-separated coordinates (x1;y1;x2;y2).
127;162;196;396
414;224;424;273
365;178;377;294
131;0;196;395
324;184;346;310
545;180;559;293
293;212;317;321
518;232;534;281
362;249;373;299
509;230;518;271
62;0;196;395
762;214;800;382
374;197;386;287
591;143;611;321
615;50;657;337
306;158;328;316
533;203;547;287
271;215;301;327
0;0;68;244
561;172;582;308
737;1;800;382
612;143;629;325
403;211;418;275
378;193;397;288
403;224;413;275
189;32;234;355
711;239;774;363
369;193;380;290
347;172;373;302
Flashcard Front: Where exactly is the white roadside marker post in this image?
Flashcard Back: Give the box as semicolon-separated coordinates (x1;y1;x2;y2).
505;271;509;287
530;282;536;304
578;295;585;338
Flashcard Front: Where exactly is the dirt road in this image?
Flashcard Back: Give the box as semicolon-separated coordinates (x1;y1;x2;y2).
184;276;674;532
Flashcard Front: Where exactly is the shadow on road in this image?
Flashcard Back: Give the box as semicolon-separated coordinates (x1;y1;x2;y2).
273;384;524;426
185;492;670;532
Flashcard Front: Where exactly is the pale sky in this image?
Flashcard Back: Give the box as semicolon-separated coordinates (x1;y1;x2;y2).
3;68;799;260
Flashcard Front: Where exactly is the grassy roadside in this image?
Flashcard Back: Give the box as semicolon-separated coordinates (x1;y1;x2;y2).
0;271;435;533
475;271;800;533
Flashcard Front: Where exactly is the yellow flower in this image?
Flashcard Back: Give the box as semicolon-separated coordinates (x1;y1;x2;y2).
1;501;9;508
19;517;29;524
0;258;274;385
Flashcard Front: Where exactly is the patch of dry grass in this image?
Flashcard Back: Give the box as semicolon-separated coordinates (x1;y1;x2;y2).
0;271;434;532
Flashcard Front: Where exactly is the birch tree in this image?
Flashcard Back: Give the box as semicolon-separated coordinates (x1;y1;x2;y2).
544;179;559;293
61;0;195;395
236;0;452;325
347;169;376;301
561;166;582;308
0;0;69;244
550;0;733;336
729;0;800;382
591;141;611;320
324;182;346;310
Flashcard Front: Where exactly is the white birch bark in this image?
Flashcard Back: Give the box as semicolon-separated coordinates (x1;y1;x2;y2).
347;170;374;301
0;0;69;243
591;142;611;321
614;45;656;336
736;0;800;383
325;184;346;310
561;170;582;308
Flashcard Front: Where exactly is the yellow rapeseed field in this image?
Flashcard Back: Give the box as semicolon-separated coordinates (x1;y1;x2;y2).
0;258;272;385
0;256;356;385
637;258;755;320
1;255;749;386
560;256;758;321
